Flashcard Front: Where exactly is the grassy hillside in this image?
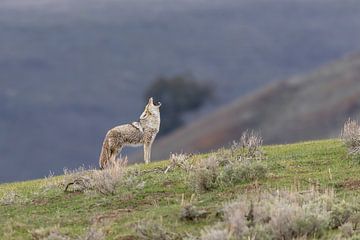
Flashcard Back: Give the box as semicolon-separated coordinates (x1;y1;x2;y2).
143;54;360;162
1;139;360;239
2;0;360;182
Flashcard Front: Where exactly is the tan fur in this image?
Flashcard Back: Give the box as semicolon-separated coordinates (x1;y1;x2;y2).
99;97;161;169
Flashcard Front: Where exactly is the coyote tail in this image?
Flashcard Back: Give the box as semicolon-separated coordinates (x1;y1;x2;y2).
99;137;111;169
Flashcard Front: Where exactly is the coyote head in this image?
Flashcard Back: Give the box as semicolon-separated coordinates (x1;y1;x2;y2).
140;97;161;130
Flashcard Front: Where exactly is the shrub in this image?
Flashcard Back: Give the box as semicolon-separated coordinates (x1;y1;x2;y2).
200;189;339;240
135;220;180;240
199;225;230;240
214;131;265;167
217;161;267;186
188;156;219;193
32;225;104;240
340;222;354;238
31;226;70;240
80;226;105;240
0;191;20;205
187;131;268;193
165;153;193;173
329;201;358;229
180;204;208;221
341;119;360;155
64;158;127;195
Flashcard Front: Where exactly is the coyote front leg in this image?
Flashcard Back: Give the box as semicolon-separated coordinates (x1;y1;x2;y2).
144;142;152;164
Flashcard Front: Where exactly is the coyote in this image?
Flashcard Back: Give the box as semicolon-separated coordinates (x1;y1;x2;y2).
99;97;161;169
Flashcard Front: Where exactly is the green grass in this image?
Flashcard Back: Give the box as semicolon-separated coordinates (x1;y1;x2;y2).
1;139;359;239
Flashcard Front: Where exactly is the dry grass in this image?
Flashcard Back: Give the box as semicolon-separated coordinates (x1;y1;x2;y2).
218;131;265;165
341;118;360;155
199;188;360;240
188;156;220;193
165;153;194;173
199;226;230;240
0;191;19;205
79;226;105;240
31;226;70;240
63;158;127;195
187;131;267;193
135;220;181;240
31;225;104;240
180;204;208;221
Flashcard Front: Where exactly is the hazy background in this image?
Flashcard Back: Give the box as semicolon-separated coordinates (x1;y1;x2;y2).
1;0;360;182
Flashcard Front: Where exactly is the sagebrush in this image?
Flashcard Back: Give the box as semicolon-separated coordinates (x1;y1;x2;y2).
63;158;127;195
341;118;360;156
187;131;267;193
199;189;360;240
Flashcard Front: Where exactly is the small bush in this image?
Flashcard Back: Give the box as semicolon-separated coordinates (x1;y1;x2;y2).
80;226;105;240
165;153;193;173
31;226;70;240
135;220;181;240
329;201;358;229
217;161;267;186
0;191;19;205
213;131;265;167
200;189;341;240
340;222;354;238
199;225;230;240
188;156;219;193
180;204;208;221
64;158;127;195
187;131;267;193
341;119;360;155
32;225;104;240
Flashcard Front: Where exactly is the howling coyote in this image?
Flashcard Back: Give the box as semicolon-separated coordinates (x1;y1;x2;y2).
99;97;161;169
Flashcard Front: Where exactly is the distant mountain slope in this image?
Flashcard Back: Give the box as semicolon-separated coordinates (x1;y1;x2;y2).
143;54;360;161
2;0;360;182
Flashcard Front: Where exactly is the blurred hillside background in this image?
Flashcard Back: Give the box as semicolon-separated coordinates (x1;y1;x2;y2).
1;0;360;182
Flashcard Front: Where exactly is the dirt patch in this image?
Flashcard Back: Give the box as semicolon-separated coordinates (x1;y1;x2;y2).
336;179;360;190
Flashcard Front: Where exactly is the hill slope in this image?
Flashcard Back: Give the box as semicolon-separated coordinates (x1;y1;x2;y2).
143;54;360;162
1;139;360;239
2;0;360;182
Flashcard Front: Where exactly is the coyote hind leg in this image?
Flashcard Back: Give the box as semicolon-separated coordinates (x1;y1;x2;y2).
109;146;122;167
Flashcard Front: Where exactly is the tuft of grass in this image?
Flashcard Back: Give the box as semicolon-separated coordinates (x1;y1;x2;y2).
31;226;71;240
64;158;127;195
135;220;181;240
180;204;208;221
199;188;360;240
188;156;220;193
188;131;267;193
217;161;267;187
199;226;230;240
79;226;105;240
0;191;21;205
341;118;360;156
165;153;194;173
216;130;265;166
